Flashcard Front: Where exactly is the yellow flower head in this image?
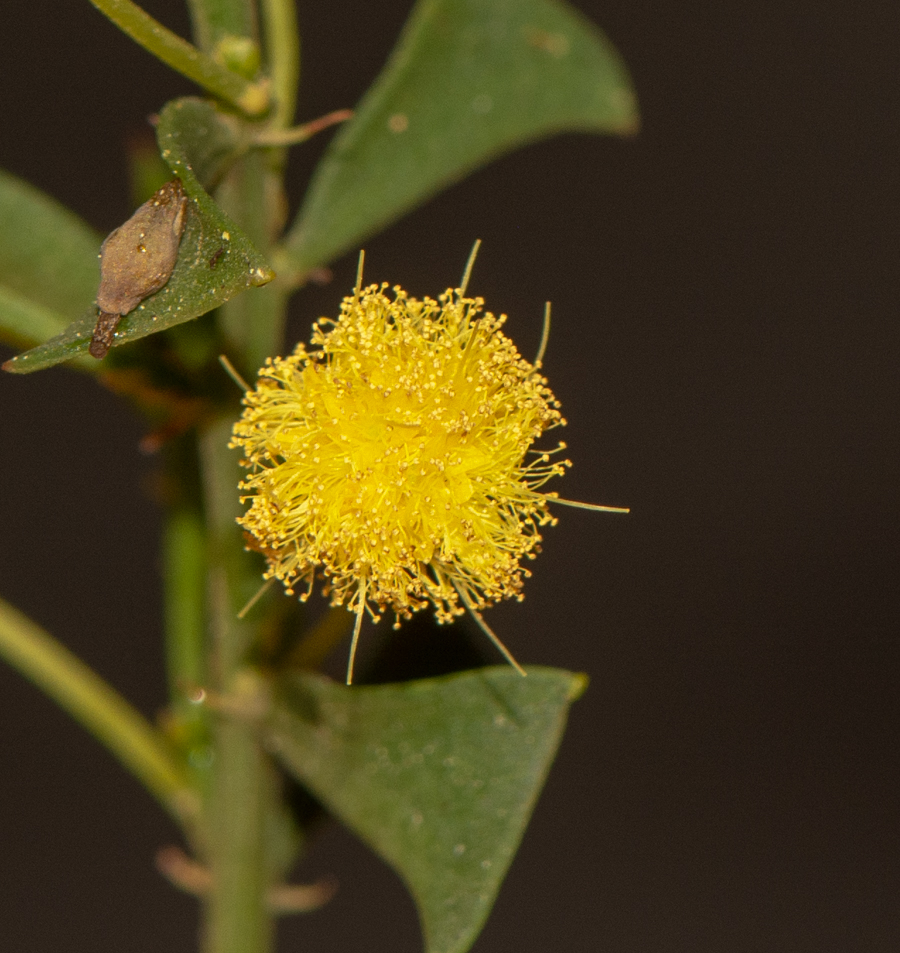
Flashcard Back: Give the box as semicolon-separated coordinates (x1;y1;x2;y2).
231;260;626;680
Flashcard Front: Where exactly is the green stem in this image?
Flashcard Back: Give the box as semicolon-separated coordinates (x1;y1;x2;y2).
163;504;208;712
87;0;269;115
200;418;275;953
261;0;301;129
0;596;195;825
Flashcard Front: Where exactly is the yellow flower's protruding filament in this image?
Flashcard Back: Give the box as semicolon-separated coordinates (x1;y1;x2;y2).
231;274;625;680
346;578;366;685
459;239;482;296
219;354;251;392
535;302;551;368
238;579;274;619
453;580;526;677
549;497;631;514
353;250;365;298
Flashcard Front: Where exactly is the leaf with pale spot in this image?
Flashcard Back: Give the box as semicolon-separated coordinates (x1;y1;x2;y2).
281;0;638;277
4;99;272;374
267;666;586;953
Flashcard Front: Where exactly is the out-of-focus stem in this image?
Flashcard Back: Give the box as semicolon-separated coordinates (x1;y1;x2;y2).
163;505;208;712
200;418;275;953
261;0;300;130
0;596;195;825
87;0;269;115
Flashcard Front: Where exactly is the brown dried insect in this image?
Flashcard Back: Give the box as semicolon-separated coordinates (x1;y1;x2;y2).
89;179;188;359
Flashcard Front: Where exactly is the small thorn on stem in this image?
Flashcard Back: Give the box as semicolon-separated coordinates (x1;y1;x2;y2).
254;109;354;147
157;845;338;912
269;877;338;914
156;845;211;896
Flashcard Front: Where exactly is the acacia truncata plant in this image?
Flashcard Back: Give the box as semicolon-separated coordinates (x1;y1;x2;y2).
0;2;637;953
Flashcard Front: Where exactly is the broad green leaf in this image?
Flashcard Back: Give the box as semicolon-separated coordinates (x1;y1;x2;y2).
0;168;100;352
280;0;638;277
4;99;273;375
267;666;586;953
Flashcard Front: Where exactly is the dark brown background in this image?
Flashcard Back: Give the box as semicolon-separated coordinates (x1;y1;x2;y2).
1;1;898;951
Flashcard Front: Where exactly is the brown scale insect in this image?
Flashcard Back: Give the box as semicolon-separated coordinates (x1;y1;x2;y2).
89;179;188;359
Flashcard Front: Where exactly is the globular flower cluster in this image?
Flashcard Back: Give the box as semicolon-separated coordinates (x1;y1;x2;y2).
230;281;570;633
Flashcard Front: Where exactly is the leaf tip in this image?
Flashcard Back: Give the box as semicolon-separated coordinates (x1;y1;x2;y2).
608;87;640;136
568;673;590;701
617;116;640;137
250;265;277;287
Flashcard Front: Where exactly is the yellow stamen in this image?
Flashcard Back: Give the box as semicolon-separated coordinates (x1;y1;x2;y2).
229;271;625;677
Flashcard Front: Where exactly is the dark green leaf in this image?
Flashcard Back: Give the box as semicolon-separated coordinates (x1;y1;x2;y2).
267;666;586;953
0;168;100;351
281;0;638;277
156;96;250;193
4;99;273;375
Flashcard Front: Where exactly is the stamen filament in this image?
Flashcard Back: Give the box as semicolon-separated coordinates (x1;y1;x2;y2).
459;239;482;295
354;251;365;297
237;579;274;619
230;268;621;682
550;497;630;514
535;302;551;368
219;354;251;392
454;582;526;677
346;579;366;685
